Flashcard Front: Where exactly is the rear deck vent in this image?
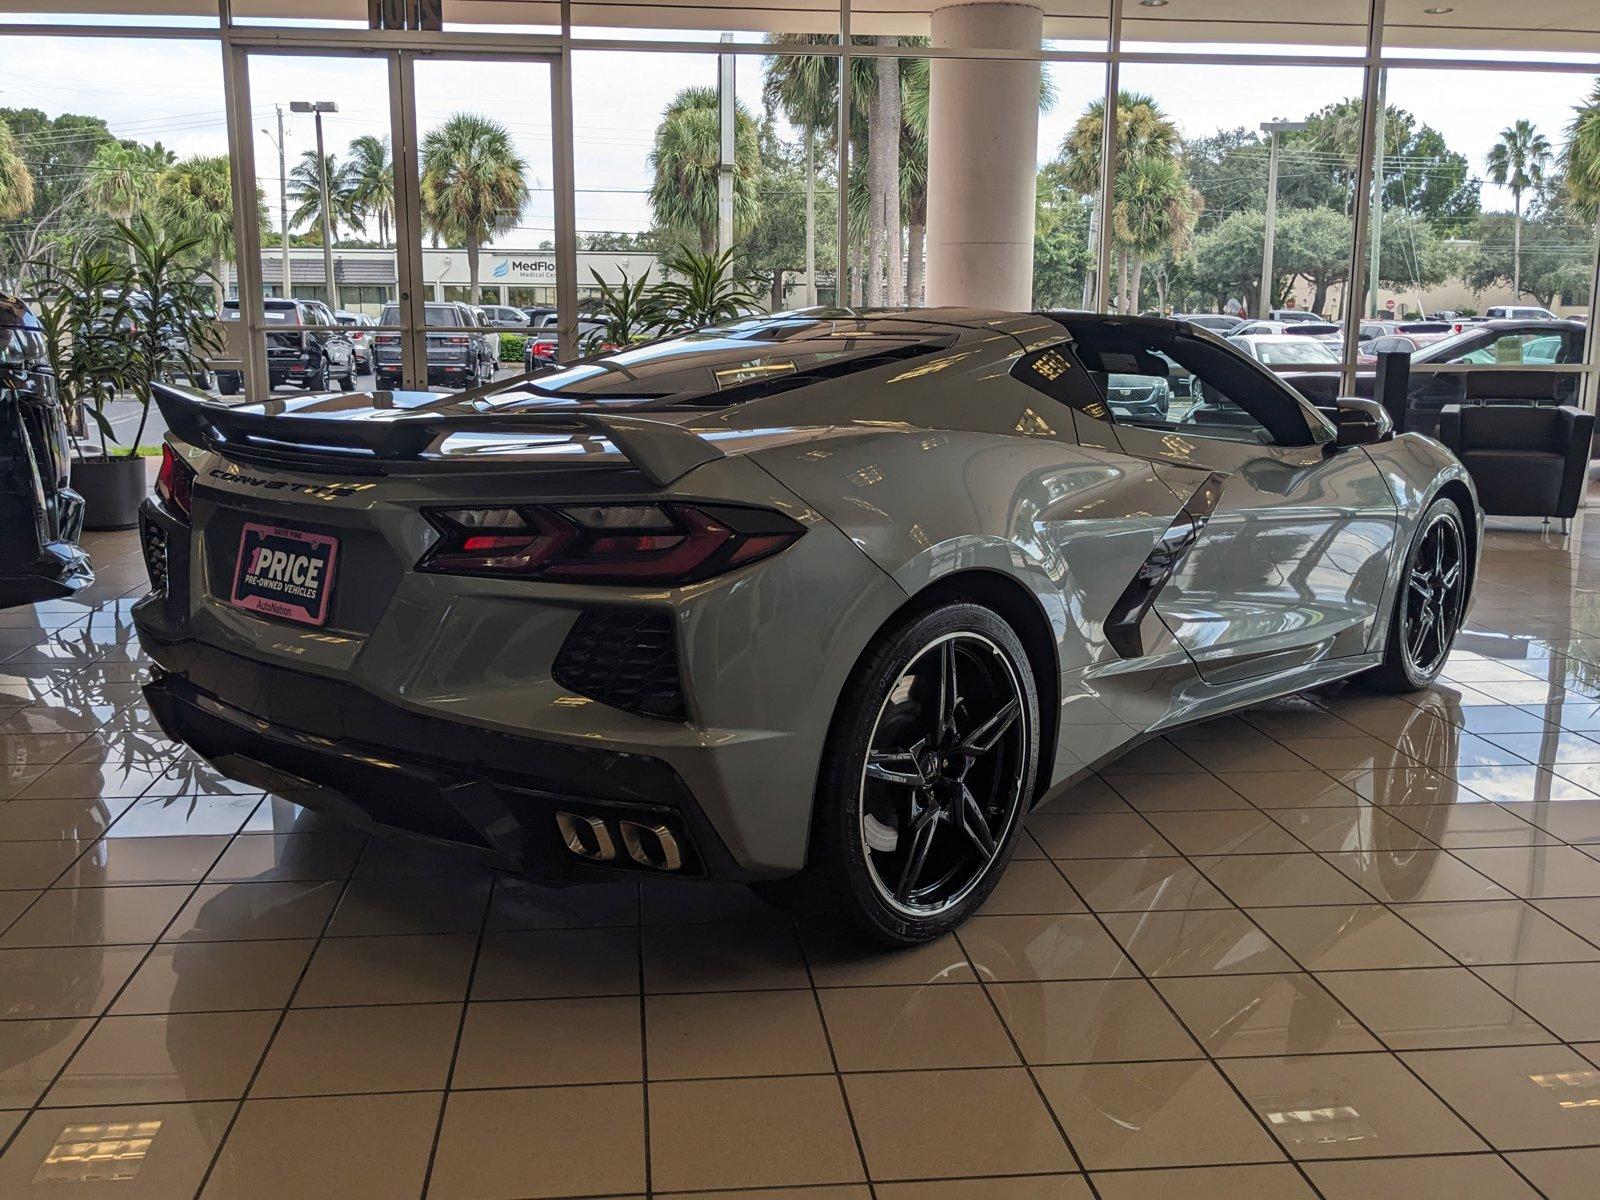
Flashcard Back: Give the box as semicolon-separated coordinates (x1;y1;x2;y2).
552;608;686;722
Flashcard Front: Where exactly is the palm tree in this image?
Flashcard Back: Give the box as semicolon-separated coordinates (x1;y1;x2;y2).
1564;81;1600;225
0;116;33;221
343;134;395;248
764;36;842;305
647;87;761;256
1486;119;1552;299
420;113;529;302
288;149;357;243
155;154;236;311
1060;91;1182;308
86;143;171;261
1111;155;1200;312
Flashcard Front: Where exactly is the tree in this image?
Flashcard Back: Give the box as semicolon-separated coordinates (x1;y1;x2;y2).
647;87;761;256
0;116;32;222
1058;91;1183;308
1274;206;1351;316
289;148;357;243
85;142;172;262
1485;119;1552;299
155;154;240;311
343;134;395;247
1032;162;1091;308
420;113;530;303
0;108;116;279
1187;209;1267;315
1563;79;1600;224
1111;155;1200;312
764;35;840;303
1288;99;1479;230
1466;203;1591;309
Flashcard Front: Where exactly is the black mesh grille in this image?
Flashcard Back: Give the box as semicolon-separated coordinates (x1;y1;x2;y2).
552;608;685;722
140;513;169;594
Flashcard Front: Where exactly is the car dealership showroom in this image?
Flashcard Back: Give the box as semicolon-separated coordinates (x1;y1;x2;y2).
6;0;1600;1196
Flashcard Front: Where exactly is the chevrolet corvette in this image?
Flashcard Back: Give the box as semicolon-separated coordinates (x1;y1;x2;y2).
135;309;1478;943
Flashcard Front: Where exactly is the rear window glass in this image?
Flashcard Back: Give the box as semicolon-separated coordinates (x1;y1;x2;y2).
222;303;296;324
1255;341;1339;365
377;304;461;326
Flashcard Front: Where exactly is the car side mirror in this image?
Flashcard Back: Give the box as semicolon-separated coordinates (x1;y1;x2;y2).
1334;397;1394;449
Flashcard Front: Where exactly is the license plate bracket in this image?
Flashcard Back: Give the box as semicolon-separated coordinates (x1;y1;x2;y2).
230;523;339;627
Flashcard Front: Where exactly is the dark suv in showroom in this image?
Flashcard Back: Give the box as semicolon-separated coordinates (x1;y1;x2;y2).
1;293;92;608
215;298;359;395
372;301;497;390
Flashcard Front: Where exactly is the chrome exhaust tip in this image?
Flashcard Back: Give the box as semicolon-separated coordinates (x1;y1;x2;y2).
555;811;615;862
618;819;684;871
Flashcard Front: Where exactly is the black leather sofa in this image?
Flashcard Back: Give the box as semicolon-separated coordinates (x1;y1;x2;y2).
1439;400;1594;531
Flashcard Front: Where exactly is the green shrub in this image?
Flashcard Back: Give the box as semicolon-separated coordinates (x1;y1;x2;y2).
499;332;527;362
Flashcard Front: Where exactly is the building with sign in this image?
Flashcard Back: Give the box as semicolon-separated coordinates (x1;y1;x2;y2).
244;247;661;315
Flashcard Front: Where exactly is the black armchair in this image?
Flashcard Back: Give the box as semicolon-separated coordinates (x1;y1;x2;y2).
1438;402;1594;529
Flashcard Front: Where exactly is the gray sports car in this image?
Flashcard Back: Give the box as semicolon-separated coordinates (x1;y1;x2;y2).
134;309;1478;944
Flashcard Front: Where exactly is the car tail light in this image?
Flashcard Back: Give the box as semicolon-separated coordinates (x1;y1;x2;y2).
419;502;804;585
155;443;195;520
374;334;399;346
531;342;555;359
445;335;471;345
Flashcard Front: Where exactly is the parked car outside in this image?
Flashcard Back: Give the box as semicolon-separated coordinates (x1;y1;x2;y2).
215;298;358;395
372;301;496;390
1484;305;1561;321
478;305;532;329
1173;313;1243;334
1226;334;1343;367
1231;320;1343;341
1356;332;1452;365
334;311;376;374
1267;309;1326;323
524;318;608;369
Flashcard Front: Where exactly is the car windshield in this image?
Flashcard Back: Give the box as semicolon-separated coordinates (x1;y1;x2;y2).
1255;340;1338;365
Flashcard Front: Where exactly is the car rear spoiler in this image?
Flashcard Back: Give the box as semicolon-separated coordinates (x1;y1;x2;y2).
150;382;725;487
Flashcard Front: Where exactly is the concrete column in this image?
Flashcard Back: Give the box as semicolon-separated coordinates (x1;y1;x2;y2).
924;1;1043;310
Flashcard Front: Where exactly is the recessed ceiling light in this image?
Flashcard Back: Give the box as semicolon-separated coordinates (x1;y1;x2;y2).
1424;5;1454;12
1139;0;1169;7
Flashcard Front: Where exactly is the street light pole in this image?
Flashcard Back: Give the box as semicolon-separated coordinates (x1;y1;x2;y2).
1259;119;1307;319
291;100;340;311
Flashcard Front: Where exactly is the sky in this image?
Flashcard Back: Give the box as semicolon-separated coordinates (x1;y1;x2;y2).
1;29;1596;249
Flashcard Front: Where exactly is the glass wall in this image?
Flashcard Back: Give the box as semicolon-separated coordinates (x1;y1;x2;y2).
0;0;1596;403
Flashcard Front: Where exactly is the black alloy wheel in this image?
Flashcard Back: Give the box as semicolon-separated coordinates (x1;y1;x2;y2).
1366;496;1469;692
763;602;1039;944
1401;508;1467;679
859;629;1030;920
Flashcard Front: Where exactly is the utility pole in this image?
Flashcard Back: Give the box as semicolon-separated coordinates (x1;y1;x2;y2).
804;128;816;306
717;33;735;257
291;100;340;311
1368;68;1388;319
1259;119;1307;318
265;107;290;300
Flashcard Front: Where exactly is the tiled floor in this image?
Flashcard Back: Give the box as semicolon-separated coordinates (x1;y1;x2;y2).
4;519;1600;1198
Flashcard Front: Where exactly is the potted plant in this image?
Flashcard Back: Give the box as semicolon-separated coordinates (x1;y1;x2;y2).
30;217;222;530
647;248;762;334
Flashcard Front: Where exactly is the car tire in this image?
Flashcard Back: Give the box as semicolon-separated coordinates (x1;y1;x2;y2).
764;601;1040;945
339;361;356;392
1362;495;1469;693
218;374;240;396
305;361;327;392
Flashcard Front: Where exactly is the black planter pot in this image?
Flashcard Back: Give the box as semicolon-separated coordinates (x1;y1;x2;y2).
74;455;150;531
